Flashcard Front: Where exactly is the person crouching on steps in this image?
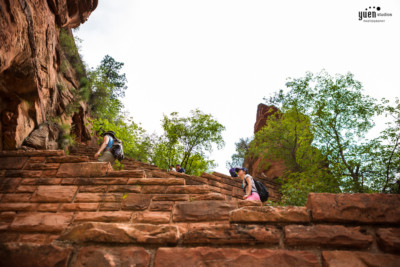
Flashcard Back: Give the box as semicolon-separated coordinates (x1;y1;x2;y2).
235;167;261;201
94;131;115;164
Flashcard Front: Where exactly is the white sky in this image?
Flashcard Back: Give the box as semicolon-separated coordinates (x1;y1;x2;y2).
75;0;400;174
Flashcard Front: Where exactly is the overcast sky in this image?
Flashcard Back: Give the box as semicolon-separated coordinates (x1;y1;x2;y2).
75;0;400;174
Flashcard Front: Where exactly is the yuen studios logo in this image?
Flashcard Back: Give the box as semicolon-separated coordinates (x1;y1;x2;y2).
359;6;393;23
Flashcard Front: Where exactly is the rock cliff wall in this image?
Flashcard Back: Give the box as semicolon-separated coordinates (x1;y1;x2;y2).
0;0;97;150
0;150;399;266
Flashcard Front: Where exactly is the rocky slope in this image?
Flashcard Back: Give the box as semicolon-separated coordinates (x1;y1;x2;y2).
0;0;98;150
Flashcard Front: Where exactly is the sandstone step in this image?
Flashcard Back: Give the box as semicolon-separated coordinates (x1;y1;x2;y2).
106;170;145;178
307;193;400;224
46;156;89;163
56;162;112;177
59;222;179;244
284;224;373;249
172;200;237;222
229;206;310;223
154;247;320;267
0;150;65;157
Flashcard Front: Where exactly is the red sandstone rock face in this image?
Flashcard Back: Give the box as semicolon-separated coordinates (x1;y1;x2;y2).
154;247;320;267
254;104;280;133
0;243;72;267
0;0;97;150
307;193;400;224
74;247;150;267
322;251;400;267
244;103;286;180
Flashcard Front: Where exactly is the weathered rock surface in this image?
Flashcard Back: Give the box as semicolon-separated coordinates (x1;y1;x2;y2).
307;193;400;224
0;243;72;267
1;150;400;265
10;212;73;232
60;222;179;244
0;0;97;150
376;228;400;253
244;103;285;178
322;251;400;267
172;201;237;222
154;247;320;267
181;224;280;244
285;225;373;248
230;206;309;223
74;246;150;267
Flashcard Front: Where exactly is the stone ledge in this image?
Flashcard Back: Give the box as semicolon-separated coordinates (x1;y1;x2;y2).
73;211;132;223
322;250;400;267
181;224;280;245
230;206;309;223
376;228;400;253
56;162;112;177
106;170;145;178
30;185;78;202
46;156;89;163
74;246;150;267
10;212;73;233
0;150;65;157
285;225;373;248
307;193;400;224
59;222;179;244
173;201;237;222
154;247;319;267
127;178;185;185
0;157;28;170
0;243;72;267
165;185;209;194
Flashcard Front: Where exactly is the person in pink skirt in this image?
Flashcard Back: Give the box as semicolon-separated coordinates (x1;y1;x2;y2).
235;167;261;201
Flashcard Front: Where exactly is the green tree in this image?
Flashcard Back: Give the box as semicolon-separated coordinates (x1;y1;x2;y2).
91;117;151;162
363;98;400;193
88;55;127;121
226;137;251;168
266;70;378;193
157;109;225;175
150;134;185;170
249;106;340;205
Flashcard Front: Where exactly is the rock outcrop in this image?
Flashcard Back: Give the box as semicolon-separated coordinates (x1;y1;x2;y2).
0;0;97;150
243;104;285;201
0;149;399;266
244;104;285;179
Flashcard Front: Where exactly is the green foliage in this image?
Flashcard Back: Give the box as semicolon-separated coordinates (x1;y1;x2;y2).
362;98;400;193
59;123;76;150
113;160;124;170
266;70;378;193
59;28;85;79
86;57;223;177
151;109;225;175
88;55;127;121
91;117;151;162
249;106;340;205
226;137;251;168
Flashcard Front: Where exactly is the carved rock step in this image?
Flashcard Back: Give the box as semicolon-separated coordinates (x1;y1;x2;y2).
0;150;65;157
307;193;400;224
154;247;320;267
60;222;179;244
230;206;310;223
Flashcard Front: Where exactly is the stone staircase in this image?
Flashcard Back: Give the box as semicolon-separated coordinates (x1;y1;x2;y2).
69;143;282;201
1;150;400;266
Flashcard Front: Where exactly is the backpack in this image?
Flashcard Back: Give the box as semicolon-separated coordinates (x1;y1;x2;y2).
254;179;269;202
244;177;269;202
110;137;124;161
